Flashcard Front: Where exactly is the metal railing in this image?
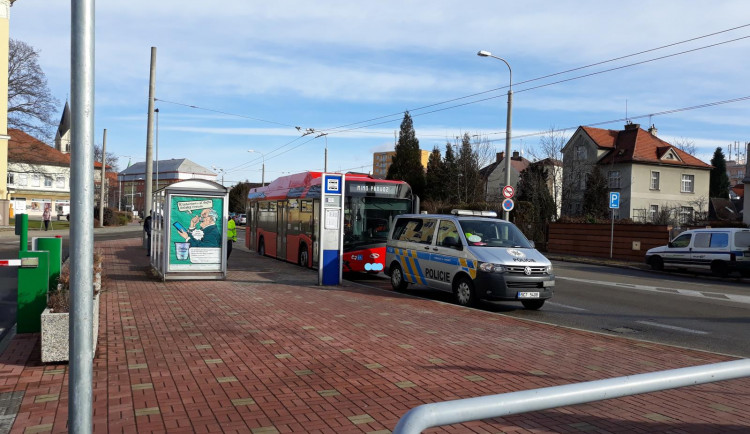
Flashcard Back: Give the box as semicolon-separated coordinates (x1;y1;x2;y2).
393;359;750;434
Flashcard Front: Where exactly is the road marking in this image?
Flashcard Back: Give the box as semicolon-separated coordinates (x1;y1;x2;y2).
557;276;750;305
636;320;709;335
546;301;588;311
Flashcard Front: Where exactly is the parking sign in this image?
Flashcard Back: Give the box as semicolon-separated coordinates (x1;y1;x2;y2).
609;192;620;209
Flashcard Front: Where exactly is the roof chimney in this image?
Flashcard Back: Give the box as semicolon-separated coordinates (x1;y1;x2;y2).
624;122;640;131
512;151;520;160
496;152;504;163
648;124;658;136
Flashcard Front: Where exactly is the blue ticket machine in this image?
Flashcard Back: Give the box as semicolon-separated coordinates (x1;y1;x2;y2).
318;174;344;285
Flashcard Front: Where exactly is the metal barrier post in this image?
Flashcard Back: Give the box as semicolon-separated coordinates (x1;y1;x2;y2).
15;213;28;252
393;359;750;433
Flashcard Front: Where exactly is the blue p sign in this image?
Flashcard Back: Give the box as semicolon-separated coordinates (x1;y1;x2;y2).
609;192;620;209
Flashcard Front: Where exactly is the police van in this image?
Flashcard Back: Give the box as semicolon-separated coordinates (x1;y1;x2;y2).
645;227;750;277
384;210;554;309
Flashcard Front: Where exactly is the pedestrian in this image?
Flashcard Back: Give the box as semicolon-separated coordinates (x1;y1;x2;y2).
144;212;152;256
227;215;237;261
42;204;51;231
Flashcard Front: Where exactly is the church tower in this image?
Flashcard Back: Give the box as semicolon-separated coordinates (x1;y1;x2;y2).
54;101;71;154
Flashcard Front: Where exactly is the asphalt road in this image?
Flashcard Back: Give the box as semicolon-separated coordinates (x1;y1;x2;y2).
347;260;750;358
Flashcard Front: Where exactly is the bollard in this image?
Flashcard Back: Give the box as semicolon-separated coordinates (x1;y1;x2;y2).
15;213;28;252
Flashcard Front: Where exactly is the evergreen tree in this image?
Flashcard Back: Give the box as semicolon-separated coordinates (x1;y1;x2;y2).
424;146;445;201
456;133;482;203
443;143;459;203
386;111;425;197
517;163;556;223
582;167;609;219
228;182;251;213
709;147;730;198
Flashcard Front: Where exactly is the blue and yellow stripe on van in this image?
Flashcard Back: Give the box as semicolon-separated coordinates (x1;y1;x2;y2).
389;247;426;285
459;258;477;279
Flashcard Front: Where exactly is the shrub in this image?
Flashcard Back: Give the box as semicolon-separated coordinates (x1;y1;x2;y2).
48;251;104;313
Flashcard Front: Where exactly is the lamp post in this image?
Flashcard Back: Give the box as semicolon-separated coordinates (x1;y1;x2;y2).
477;50;513;220
248;149;265;186
119;155;132;211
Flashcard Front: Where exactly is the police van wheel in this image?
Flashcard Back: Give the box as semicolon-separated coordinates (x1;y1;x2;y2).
454;276;476;307
521;299;545;310
299;244;309;267
649;256;664;271
390;264;408;292
711;261;728;277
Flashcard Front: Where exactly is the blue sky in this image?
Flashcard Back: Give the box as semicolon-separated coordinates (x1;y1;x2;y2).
9;1;750;185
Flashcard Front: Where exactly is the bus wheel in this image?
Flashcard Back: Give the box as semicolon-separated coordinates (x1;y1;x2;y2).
299;244;308;267
258;238;265;256
453;276;476;307
521;299;545;310
390;263;408;292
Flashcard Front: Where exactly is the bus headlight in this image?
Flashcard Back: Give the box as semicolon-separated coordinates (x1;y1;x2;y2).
479;262;505;273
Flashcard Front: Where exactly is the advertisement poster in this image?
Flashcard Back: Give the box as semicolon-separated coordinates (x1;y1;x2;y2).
168;195;224;271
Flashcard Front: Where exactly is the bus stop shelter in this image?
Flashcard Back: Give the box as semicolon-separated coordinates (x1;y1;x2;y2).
151;179;228;280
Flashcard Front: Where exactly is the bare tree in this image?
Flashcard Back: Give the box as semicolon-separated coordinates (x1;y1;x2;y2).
530;127;568;218
8;39;59;141
672;137;697;156
470;133;496;170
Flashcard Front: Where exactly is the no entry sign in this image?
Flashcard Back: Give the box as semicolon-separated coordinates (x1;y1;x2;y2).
502;185;514;199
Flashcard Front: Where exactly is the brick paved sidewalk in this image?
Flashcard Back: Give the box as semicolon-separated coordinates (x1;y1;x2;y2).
1;238;749;433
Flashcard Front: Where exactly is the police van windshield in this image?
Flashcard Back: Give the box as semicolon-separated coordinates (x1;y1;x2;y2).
458;219;533;248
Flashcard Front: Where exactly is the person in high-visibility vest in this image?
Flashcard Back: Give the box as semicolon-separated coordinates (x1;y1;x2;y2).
227;215;237;261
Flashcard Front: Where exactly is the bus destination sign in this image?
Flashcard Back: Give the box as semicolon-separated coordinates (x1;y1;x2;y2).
347;182;399;197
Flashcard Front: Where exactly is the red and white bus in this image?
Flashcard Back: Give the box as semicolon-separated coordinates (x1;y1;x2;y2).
246;171;415;273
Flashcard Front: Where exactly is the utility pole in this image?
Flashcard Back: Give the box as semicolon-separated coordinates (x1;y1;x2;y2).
70;0;95;431
144;47;156;219
98;129;106;226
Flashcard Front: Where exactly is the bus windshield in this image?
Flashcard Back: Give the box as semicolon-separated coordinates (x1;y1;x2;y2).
344;196;411;249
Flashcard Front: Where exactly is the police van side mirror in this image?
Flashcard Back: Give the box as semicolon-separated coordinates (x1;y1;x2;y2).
667;242;674;248
529;240;536;248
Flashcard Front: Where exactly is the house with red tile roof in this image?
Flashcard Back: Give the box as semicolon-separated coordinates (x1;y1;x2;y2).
561;123;711;224
7;128;111;219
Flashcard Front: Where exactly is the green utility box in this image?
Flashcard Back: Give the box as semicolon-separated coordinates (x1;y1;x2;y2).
34;237;62;290
17;250;50;333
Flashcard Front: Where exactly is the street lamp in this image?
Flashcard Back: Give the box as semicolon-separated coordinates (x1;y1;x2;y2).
477;50;513;220
315;132;328;172
212;166;226;186
247;149;266;186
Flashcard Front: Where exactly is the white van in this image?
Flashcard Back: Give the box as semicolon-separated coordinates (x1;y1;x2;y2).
645;227;750;277
384;210;554;309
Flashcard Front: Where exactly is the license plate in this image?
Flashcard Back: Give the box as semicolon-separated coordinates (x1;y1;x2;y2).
518;291;540;298
543;280;555;287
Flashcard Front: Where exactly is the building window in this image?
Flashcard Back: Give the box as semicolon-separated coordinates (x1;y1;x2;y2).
7;173;14;185
650;205;659;222
30;174;40;187
18;174;27;186
56;176;65;188
44;175;53;187
679;206;693;224
681;174;694;193
650;171;660;190
575;145;587;160
608;170;620;188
